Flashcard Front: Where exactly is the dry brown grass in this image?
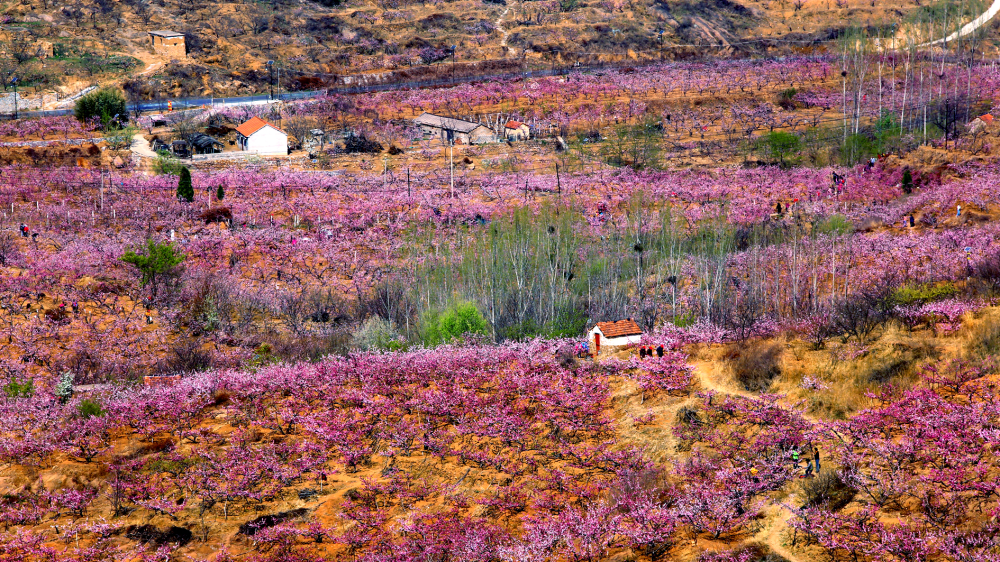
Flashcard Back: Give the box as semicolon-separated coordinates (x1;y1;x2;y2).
692;315;992;421
724;341;784;392
965;313;1000;359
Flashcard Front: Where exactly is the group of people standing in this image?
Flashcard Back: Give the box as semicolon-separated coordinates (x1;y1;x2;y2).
638;345;665;358
18;223;38;242
790;445;821;478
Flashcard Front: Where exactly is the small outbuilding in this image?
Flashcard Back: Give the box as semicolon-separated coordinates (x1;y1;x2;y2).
588;319;642;355
504;120;530;141
149;30;186;58
170;139;190;158
188;133;224;154
413;112;493;144
236;116;288;156
149;136;169;153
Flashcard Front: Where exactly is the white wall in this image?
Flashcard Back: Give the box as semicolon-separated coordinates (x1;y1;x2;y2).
604;334;641;347
506;126;530;141
244;125;287;156
587;327;641;353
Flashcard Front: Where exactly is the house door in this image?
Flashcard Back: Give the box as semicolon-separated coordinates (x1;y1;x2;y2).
594;333;600;355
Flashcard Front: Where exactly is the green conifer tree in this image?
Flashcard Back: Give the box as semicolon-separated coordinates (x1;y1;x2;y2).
177;167;194;202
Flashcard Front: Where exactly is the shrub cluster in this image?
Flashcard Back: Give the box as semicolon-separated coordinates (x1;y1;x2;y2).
725;341;783;392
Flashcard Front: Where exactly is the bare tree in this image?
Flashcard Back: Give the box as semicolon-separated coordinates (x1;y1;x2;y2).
0;231;18;267
242;2;271;35
283;116;322;150
830;284;896;343
94;0;116;24
131;0;154;25
62;6;86;27
0;58;15;92
722;282;767;343
839;26;872;135
8;35;42;66
122;77;149;119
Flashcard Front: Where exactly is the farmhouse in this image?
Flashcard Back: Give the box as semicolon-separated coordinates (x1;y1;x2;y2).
588;319;642;355
504;120;530;141
413;113;493;144
148;30;186;58
236;117;288;156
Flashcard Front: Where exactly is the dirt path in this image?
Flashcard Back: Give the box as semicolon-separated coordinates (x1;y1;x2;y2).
496;6;516;56
131;134;157;158
690;16;731;47
759;495;804;562
690;353;816;562
138;60;164;77
691;358;751;397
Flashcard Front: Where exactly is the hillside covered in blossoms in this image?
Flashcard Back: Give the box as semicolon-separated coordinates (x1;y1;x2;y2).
2;8;1000;561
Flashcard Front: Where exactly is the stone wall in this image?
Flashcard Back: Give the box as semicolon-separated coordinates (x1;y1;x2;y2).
0;93;59;113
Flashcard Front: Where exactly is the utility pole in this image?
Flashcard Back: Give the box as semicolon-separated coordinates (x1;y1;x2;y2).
451;45;457;83
555;163;561;215
267;60;274;100
449;141;454;198
11;77;18;120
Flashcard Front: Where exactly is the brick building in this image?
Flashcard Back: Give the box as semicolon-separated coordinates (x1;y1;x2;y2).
149;30;186;58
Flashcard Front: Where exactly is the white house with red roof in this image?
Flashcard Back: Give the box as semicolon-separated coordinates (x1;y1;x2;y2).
504;120;530;141
236;116;288;156
588;319;642;355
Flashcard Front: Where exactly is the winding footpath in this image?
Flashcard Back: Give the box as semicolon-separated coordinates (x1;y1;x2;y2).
759;497;804;562
496;5;516;56
691;360;810;562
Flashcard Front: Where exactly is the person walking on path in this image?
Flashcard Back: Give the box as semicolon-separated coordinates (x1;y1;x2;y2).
814;448;821;473
791;448;800;469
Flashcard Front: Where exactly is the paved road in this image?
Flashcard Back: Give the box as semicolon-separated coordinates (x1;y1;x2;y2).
4;61;595;120
10;92;319;120
922;0;1000;46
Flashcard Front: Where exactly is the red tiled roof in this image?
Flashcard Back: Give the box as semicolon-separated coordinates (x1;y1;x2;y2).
594;319;642;338
236;116;285;137
505;120;524;129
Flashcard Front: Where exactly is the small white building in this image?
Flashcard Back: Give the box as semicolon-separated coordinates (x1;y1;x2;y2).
236;116;288;156
504;120;530;141
588;319;642;355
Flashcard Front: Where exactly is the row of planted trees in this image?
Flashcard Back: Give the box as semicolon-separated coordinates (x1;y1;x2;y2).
357;193;1000;347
